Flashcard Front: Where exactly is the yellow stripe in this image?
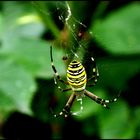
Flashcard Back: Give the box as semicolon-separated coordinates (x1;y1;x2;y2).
67;70;86;79
72;87;85;91
68;65;83;71
67;74;86;83
68;79;87;86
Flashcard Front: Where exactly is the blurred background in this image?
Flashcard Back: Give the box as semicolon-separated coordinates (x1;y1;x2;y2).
0;1;140;139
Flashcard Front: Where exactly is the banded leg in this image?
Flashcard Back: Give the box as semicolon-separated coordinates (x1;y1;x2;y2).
84;90;119;109
87;57;99;86
54;75;72;92
53;93;76;118
50;46;70;91
50;46;69;85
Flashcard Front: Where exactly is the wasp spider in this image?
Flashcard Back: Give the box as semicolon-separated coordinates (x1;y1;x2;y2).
50;46;119;117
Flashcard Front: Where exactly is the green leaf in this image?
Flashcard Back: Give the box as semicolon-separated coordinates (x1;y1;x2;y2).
98;101;135;138
91;3;140;54
0;2;66;79
0;38;66;78
0;58;36;115
133;107;140;138
1;2;45;44
97;57;140;89
15;21;45;38
0;14;3;39
2;2;36;25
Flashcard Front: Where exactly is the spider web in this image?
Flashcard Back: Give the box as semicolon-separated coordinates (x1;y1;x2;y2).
32;1;92;62
60;1;91;63
32;1;94;117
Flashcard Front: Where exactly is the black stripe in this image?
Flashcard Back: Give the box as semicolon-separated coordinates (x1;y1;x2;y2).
67;67;84;76
50;46;53;62
50;46;57;73
52;65;57;73
69;63;81;68
67;75;86;83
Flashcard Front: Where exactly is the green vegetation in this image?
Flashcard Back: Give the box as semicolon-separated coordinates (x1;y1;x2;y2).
0;1;140;139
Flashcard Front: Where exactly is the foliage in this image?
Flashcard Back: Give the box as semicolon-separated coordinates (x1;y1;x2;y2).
0;1;140;139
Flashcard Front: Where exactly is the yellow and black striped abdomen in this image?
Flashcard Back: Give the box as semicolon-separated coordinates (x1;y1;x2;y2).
67;60;87;92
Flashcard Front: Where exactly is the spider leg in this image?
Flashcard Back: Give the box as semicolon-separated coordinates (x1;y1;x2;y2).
50;46;69;85
53;93;76;118
53;75;72;92
84;90;119;109
87;57;99;87
50;46;71;92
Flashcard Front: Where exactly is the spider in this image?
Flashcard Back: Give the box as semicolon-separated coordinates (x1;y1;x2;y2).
50;46;119;117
